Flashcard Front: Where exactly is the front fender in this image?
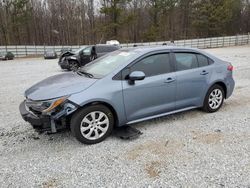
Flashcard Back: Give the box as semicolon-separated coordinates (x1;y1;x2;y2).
68;79;127;126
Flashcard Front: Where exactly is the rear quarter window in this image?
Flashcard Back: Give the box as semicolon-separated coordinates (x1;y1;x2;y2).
196;54;214;67
208;58;214;65
197;54;209;67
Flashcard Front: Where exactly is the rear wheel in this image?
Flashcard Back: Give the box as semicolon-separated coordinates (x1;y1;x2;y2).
203;84;225;113
70;104;114;144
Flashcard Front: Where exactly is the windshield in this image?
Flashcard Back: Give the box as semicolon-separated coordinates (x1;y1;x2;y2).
80;50;138;78
74;47;87;54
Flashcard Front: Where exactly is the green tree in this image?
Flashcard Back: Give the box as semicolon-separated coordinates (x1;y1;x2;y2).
192;0;238;37
100;0;132;39
10;0;31;44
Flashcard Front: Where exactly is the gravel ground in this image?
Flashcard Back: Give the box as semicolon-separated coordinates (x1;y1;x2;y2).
0;46;250;188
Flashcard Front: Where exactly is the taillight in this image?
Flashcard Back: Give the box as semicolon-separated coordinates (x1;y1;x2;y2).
227;65;233;71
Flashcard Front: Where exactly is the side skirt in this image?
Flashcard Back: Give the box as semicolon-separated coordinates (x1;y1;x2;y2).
126;106;197;125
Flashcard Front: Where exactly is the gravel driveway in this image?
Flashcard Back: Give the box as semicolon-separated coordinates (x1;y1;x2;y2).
0;46;249;187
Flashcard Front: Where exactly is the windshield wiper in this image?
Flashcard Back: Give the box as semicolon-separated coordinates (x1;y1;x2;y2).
76;70;94;78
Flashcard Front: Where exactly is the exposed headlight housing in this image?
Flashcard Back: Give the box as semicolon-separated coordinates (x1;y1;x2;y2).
25;96;68;113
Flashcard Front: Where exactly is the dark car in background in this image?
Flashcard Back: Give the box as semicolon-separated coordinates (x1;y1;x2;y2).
0;51;14;60
58;44;120;70
44;50;57;59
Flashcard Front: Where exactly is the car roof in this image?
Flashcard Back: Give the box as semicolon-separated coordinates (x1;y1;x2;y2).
95;44;120;47
117;46;219;62
120;46;202;53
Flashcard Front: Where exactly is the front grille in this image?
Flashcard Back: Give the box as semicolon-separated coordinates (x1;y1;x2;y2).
29;107;42;116
25;100;42;116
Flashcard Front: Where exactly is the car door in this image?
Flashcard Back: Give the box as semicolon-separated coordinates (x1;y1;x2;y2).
122;52;176;122
80;46;93;65
173;51;212;109
96;46;107;58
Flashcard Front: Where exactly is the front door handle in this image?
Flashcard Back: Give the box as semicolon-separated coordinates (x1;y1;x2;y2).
200;70;209;75
164;77;175;83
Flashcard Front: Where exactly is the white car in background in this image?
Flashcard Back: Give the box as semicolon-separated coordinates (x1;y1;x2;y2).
106;40;120;46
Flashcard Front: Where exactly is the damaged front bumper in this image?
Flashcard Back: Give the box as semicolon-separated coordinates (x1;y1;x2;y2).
19;100;78;133
58;57;70;69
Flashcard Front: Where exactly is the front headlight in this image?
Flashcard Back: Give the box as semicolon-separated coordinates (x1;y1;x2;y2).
26;96;68;113
42;97;68;113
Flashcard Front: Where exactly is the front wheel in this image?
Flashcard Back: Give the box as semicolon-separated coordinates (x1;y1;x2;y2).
203;84;225;113
68;60;79;71
70;105;114;144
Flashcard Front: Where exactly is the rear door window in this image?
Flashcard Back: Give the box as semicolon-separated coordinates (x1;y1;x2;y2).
108;46;119;52
96;46;109;53
174;53;198;71
96;46;104;53
105;46;114;52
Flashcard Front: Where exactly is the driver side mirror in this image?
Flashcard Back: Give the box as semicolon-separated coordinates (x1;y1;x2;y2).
128;71;145;84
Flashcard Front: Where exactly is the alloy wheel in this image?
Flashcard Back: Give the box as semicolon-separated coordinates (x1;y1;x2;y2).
69;61;78;71
208;89;223;110
80;111;109;140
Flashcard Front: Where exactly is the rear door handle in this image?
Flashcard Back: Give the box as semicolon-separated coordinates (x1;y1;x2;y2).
200;70;209;75
164;77;176;83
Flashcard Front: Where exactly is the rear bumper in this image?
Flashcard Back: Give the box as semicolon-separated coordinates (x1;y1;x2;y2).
19;101;52;132
226;77;235;99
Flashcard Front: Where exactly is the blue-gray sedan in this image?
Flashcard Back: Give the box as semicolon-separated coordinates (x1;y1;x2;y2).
19;46;235;144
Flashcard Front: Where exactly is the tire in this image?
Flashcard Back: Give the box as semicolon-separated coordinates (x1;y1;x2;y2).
203;84;225;113
69;60;79;71
70;104;114;144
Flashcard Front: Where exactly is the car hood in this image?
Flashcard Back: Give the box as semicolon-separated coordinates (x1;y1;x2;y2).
25;72;97;101
61;51;75;58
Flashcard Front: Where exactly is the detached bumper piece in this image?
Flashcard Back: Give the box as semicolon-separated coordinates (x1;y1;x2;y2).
19;101;66;133
114;126;143;140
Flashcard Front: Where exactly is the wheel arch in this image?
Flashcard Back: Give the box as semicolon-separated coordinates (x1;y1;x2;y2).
202;81;227;107
77;100;119;127
211;81;227;98
67;57;80;65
